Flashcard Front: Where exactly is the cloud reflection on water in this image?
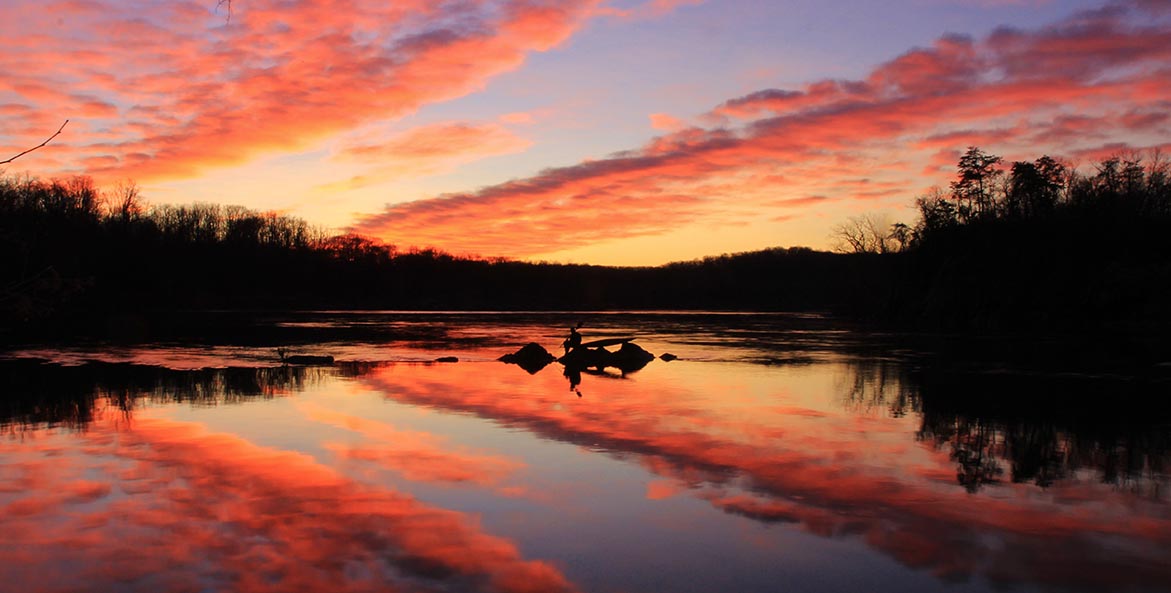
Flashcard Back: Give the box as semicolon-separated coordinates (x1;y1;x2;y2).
299;402;528;494
357;361;1171;592
0;414;575;593
1;353;1169;593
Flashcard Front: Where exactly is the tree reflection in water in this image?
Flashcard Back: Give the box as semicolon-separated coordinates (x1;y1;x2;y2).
0;359;335;434
839;359;1168;497
4;357;1167;499
2;354;1169;592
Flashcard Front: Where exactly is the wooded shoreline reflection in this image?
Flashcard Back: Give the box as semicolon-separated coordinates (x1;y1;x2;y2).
3;358;1165;499
0;361;330;431
841;362;1169;496
3;353;1169;593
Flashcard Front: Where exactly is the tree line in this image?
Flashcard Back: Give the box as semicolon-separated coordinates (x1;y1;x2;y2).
871;147;1171;332
0;174;880;339
834;148;1170;254
2;145;1168;340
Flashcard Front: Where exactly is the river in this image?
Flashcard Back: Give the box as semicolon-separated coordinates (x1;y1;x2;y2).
1;311;1168;593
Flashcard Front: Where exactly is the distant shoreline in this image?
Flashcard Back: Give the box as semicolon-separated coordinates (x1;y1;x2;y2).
5;147;1170;341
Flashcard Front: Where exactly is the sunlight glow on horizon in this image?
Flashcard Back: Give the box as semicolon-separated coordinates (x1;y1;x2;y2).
2;0;1169;265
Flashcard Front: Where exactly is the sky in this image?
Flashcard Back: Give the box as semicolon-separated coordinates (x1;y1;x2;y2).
2;0;1170;265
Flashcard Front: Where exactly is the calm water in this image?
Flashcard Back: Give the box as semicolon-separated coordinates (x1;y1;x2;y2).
1;312;1168;593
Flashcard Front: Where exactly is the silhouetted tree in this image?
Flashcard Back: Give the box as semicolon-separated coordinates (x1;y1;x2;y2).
105;180;143;225
1145;150;1169;209
831;213;904;254
898;146;1171;332
950;146;1003;220
889;222;912;252
322;233;396;264
1006;156;1064;219
913;186;957;240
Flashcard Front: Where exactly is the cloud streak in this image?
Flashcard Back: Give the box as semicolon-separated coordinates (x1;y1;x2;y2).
0;0;598;180
0;415;577;593
300;402;527;491
316;121;533;193
354;361;1171;592
352;1;1171;259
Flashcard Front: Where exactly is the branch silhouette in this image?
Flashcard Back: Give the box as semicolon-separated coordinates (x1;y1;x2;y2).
1;120;69;165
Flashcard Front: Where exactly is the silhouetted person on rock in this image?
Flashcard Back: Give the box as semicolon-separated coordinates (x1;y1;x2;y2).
563;324;582;355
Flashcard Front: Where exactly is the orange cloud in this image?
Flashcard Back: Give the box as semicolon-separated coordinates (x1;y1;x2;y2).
1;415;577;593
499;111;536;125
330;121;532;188
349;3;1171;259
300;402;527;490
351;2;1171;256
645;479;685;500
648;112;686;131
0;0;597;181
595;0;704;20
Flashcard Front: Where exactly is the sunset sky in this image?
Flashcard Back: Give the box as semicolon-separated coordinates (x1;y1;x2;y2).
2;0;1169;265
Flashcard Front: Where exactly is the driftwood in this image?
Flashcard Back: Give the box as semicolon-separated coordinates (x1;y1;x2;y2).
276;348;334;366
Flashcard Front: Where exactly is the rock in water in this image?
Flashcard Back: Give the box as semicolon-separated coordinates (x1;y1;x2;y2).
560;342;656;373
276;348;334;365
558;346;609;370
610;342;655;372
499;343;555;374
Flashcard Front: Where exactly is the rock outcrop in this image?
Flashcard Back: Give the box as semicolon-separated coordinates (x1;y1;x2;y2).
498;342;556;374
502;340;656;375
558;341;655;373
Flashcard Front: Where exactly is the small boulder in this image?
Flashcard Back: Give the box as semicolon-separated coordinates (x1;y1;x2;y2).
499;343;555;374
609;342;655;372
559;346;610;370
660;353;678;362
277;348;335;365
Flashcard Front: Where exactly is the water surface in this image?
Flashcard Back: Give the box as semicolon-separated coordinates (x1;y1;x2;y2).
2;312;1168;593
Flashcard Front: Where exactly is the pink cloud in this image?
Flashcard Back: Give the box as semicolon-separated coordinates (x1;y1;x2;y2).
301;403;527;490
649;112;686;131
595;0;704;20
324;121;532;189
646;479;685;499
0;0;598;180
350;3;1171;258
771;195;830;208
500;111;537;125
1;416;578;593
341;122;531;163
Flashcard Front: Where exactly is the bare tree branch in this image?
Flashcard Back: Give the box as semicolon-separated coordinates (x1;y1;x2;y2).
1;120;69;165
217;0;232;23
831;213;903;254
